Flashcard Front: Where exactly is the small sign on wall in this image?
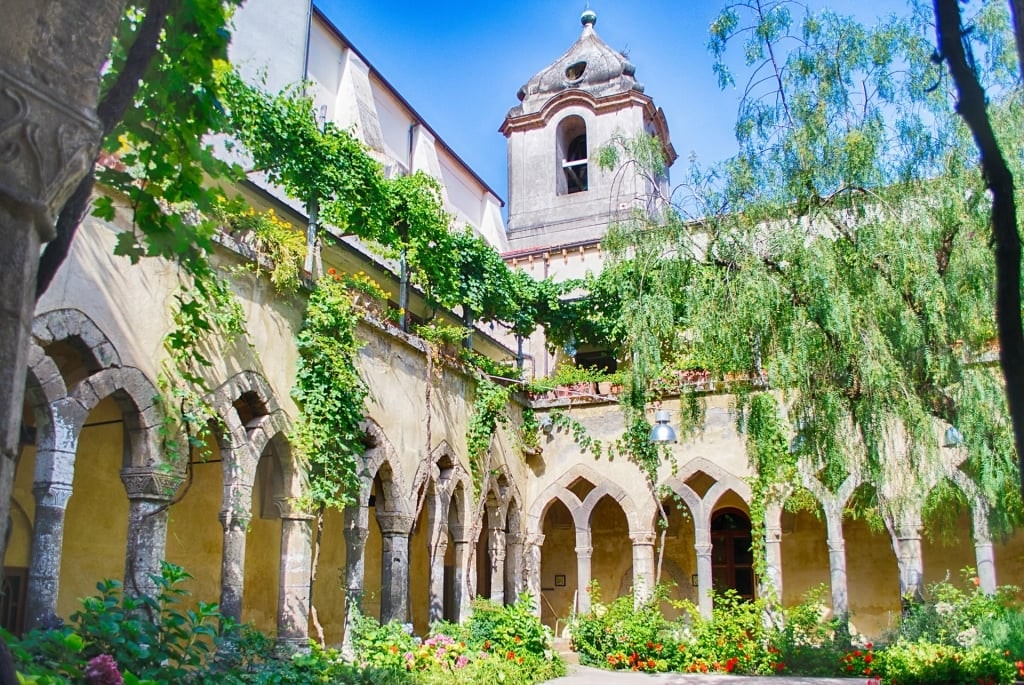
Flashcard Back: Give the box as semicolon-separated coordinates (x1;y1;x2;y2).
554;574;566;587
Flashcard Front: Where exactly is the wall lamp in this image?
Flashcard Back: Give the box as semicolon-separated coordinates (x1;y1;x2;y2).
649;410;677;444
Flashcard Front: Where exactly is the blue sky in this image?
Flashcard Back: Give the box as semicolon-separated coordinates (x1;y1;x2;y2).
314;1;913;205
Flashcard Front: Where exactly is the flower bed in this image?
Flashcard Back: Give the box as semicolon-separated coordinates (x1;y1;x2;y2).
570;575;1024;684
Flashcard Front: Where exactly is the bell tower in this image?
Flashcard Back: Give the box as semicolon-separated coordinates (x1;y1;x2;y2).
500;9;676;276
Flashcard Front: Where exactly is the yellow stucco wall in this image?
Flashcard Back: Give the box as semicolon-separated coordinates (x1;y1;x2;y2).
59;397;129;618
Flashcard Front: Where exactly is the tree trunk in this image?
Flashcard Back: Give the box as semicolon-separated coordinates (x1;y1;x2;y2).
935;0;1024;497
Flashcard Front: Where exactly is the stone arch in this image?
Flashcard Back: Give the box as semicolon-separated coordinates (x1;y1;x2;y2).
206;371;284;460
526;483;583;538
676;457;753;509
661;478;704;523
359;419;408;514
25;342;67;408
32;308;122;371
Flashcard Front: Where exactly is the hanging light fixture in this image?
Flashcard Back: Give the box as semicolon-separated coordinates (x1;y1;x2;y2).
944;426;964;447
649;409;677;444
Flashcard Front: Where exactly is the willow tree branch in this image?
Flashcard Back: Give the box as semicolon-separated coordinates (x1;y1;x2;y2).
935;0;1024;495
36;0;173;299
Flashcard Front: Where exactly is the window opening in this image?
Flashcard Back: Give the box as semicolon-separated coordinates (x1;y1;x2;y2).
565;134;588;193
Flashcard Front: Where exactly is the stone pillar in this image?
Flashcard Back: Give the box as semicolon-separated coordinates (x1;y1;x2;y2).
488;525;506;605
0;0;126;568
277;507;314;649
762;503;784;602
429;533;448;623
895;514;924;605
524;532;544;617
25;481;73;628
341;506;369;655
218;505;252;622
971;507;996;594
630;530;656;604
120;468;179;598
505;532;523;601
450;525;473;622
695;540;714;618
575;528;592;614
377;512;414;624
824;506;849;619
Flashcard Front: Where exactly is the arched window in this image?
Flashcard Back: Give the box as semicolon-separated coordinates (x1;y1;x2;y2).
556;116;588;195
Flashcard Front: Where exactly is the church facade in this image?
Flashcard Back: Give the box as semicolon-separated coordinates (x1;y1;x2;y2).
2;1;1021;647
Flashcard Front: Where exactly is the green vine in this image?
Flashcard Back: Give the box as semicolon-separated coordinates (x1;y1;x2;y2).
291;274;369;511
547;410;604;459
739;392;792;590
466;378;511;490
158;268;247;463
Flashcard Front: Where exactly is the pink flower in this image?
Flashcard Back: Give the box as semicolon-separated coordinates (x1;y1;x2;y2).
84;654;123;685
455;655;469;669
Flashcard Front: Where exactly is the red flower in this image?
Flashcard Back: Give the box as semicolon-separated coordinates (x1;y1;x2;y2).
506;650;515;660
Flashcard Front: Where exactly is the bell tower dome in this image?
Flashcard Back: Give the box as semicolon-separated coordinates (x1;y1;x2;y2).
500;8;676;268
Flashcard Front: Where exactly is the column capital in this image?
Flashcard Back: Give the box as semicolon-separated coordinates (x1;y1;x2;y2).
574;545;593;559
695;543;712;558
32;481;73;509
376;512;415;536
765;526;783;541
526;532;545;547
630;530;656;546
120;467;182;501
218;509;252;531
0;68;103;230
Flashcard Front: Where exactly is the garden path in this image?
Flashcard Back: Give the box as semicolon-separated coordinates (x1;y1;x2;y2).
542;667;870;685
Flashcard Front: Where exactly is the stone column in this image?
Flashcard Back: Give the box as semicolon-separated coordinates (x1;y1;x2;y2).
694;540;714;618
429;533;448;623
972;507;997;594
761;503;784;602
377;511;414;624
0;0;126;568
524;532;544;617
25;481;73;628
630;530;656;604
341;506;369;655
277;507;314;649
218;504;252;622
895;514;924;605
824;506;849;620
488;525;506;605
575;528;592;614
505;532;523;601
450;525;473;622
120;468;180;598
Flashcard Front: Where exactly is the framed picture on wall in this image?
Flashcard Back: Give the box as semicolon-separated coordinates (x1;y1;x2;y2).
554;574;566;587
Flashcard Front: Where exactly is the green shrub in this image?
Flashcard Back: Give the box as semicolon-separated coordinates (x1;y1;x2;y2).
773;585;847;676
892;571;1014;647
571;584;675;671
669;590;778;675
350;595;562;685
9;563;247;684
875;641;1015;685
978;607;1024;662
461;594;553;659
